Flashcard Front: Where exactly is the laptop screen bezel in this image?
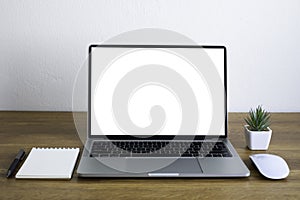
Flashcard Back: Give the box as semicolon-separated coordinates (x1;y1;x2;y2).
88;44;227;140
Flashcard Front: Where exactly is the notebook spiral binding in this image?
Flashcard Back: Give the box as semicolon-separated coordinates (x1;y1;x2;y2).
34;147;78;150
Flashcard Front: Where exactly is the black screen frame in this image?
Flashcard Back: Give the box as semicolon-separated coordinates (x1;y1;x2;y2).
88;44;228;140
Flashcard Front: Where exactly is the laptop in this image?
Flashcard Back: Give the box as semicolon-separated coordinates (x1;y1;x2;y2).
77;44;250;177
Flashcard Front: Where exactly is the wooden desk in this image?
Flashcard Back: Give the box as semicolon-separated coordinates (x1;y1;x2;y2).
0;112;299;199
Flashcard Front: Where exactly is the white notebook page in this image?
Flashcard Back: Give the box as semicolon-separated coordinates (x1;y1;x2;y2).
16;147;79;179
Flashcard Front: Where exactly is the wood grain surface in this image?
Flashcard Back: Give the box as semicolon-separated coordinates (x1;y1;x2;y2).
0;112;299;200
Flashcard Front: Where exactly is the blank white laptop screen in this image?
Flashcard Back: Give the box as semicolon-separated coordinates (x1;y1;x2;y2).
90;46;225;136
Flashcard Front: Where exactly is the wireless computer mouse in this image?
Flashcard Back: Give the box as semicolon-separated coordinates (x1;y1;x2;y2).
249;154;289;179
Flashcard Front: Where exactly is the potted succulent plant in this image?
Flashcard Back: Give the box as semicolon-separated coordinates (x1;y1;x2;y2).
244;105;272;150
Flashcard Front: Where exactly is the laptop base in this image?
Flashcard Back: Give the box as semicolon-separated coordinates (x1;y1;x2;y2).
77;139;250;177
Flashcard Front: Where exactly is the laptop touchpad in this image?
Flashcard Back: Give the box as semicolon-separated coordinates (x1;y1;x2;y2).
124;158;202;174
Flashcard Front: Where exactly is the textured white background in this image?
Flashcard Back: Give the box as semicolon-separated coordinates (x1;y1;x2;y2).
1;0;299;111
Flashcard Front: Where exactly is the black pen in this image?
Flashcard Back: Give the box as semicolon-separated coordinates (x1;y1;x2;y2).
6;149;25;178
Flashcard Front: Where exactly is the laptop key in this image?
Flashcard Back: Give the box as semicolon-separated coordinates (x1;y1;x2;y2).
90;153;99;157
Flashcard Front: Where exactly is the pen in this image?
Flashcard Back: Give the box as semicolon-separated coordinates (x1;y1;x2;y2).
6;149;25;178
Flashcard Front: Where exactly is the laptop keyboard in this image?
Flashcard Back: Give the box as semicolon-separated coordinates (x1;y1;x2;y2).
90;141;232;158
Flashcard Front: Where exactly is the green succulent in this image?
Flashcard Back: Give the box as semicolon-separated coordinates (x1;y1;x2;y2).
245;105;271;131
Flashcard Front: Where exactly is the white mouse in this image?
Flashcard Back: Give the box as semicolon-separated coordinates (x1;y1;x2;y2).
249;154;289;179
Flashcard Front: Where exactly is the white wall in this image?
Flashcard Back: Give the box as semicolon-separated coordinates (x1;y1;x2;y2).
1;0;300;112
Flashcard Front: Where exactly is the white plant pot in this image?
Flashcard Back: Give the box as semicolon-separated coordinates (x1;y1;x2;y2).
244;125;272;150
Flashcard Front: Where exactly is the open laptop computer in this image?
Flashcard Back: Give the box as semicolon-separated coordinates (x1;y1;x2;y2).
77;44;250;177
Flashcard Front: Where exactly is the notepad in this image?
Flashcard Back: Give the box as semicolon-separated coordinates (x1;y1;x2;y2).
16;147;79;179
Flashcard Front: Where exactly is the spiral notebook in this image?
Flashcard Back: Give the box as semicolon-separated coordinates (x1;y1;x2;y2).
16;147;80;179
